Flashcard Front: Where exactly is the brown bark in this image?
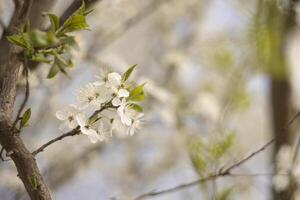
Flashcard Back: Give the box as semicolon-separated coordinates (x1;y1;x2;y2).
29;0;55;29
0;0;52;199
270;1;298;200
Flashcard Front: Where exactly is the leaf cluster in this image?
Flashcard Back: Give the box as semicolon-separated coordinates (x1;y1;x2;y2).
7;3;91;79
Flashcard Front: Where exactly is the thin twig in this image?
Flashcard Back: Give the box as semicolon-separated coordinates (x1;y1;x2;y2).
32;127;81;156
32;103;112;156
134;172;293;200
221;138;275;174
88;0;171;55
12;59;30;129
134;110;300;199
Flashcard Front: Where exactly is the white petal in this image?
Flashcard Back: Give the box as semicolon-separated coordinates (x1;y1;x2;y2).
108;72;121;87
68;104;79;113
86;130;100;143
59;121;69;131
93;80;104;86
127;125;135;136
112;97;122;106
118;89;129;97
76;113;87;127
121;114;132;126
56;110;67;120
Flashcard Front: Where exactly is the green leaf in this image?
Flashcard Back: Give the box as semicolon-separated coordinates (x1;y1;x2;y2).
129;103;143;112
57;2;90;35
54;56;71;78
122;64;137;82
46;13;59;32
31;53;51;63
20;108;31;128
60;15;89;34
47;63;59;78
30;30;49;47
55;54;71;67
187;138;207;174
7;34;30;49
210;132;235;159
60;36;79;49
128;83;145;102
216;187;233;200
22;20;30;33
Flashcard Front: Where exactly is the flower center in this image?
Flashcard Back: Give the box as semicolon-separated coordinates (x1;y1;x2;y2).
88;96;94;102
68;116;74;122
118;83;125;89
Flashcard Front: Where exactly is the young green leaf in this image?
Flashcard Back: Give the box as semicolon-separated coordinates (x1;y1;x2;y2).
129;103;143;112
7;34;30;49
60;36;79;49
187;138;207;174
210;132;235;159
20;108;31;128
22;20;30;33
57;2;89;35
47;63;59;78
122;64;137;82
128;83;145;102
216;187;233;200
46;13;59;32
31;53;51;63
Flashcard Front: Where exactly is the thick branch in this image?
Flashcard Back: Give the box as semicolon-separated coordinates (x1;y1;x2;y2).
0;1;52;199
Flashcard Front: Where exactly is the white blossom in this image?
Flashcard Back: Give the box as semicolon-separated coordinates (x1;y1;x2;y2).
94;68;110;87
76;113;104;143
77;83;111;109
111;116;128;138
127;112;144;136
56;104;81;131
56;66;145;143
107;72;129;106
117;99;135;126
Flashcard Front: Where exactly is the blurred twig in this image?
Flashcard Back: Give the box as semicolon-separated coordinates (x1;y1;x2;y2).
60;0;102;24
134;110;300;199
87;0;172;55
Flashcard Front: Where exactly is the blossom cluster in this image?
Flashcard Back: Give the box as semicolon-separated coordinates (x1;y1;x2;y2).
273;145;300;192
56;65;145;143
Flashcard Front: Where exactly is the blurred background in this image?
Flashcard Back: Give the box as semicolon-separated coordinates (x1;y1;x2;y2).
1;0;300;199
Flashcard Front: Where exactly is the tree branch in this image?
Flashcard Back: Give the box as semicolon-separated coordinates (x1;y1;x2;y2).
32;127;81;156
134;110;300;199
88;0;170;55
32;102;112;156
0;1;52;199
